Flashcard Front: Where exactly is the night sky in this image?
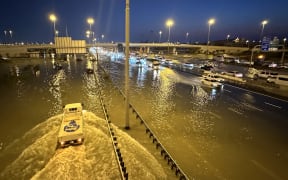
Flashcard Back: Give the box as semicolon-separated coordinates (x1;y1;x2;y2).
1;0;288;44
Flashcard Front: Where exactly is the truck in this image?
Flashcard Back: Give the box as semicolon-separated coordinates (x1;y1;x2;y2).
58;103;84;148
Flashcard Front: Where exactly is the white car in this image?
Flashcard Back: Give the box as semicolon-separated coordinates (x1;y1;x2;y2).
267;75;288;86
201;77;223;88
203;73;225;82
223;71;243;78
182;62;194;69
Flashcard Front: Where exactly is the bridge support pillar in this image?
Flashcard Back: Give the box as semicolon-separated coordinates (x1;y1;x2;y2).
173;47;177;55
146;47;150;54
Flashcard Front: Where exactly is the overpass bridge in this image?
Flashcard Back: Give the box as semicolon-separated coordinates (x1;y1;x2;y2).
0;42;250;58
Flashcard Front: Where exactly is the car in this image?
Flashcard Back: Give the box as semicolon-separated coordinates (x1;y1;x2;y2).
223;71;243;78
201;77;223;88
182;62;194;69
203;73;225;82
267;74;288;86
257;70;278;79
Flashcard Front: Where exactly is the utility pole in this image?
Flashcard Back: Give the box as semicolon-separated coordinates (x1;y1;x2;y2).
124;0;130;129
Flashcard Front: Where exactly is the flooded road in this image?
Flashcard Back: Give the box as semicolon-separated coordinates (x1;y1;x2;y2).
0;56;287;179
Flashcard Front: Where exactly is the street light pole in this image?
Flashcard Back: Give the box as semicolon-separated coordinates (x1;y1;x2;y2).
281;38;286;65
166;19;174;54
207;18;215;55
124;0;130;129
159;30;162;43
87;18;94;44
259;20;268;43
49;14;57;41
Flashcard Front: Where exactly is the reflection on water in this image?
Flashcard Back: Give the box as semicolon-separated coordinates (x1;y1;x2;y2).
1;57;288;179
48;69;66;115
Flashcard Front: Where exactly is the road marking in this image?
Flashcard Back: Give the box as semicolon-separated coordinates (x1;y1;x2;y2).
225;84;288;103
251;159;284;180
209;112;222;119
228;107;243;115
264;102;282;109
242;103;263;112
223;89;231;93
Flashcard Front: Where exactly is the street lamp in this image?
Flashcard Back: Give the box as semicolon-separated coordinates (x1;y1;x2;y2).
166;19;174;43
87;17;94;31
101;34;104;42
207;18;215;45
207;18;215;55
87;17;94;44
260;20;268;43
166;19;174;54
49;14;57;37
159;30;162;43
281;37;287;65
186;32;189;43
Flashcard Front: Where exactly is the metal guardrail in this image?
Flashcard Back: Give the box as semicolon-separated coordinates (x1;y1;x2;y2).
92;66;128;180
116;87;189;180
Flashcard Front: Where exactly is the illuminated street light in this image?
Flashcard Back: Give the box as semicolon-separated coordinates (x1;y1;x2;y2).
87;17;94;44
101;34;104;42
207;18;215;55
260;20;268;42
49;14;57;37
186;32;189;43
159;30;162;43
207;18;215;45
166;19;174;43
166;19;174;54
281;37;287;65
87;18;94;31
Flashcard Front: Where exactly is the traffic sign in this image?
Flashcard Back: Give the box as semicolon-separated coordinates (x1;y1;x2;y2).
261;37;270;51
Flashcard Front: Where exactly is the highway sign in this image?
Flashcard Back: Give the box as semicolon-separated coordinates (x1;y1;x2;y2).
261;37;270;51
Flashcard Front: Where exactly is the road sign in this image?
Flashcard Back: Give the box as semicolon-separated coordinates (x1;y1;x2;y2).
261;37;270;51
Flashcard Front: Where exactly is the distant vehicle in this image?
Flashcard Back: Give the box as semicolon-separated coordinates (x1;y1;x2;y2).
223;71;243;78
257;70;278;79
58;103;84;148
203;73;225;82
213;54;239;63
246;68;259;79
201;77;223;88
182;62;194;69
149;60;160;70
267;75;288;87
200;64;213;71
213;55;224;62
86;61;93;74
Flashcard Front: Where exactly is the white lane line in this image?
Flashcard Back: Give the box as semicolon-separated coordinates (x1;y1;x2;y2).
228;107;243;115
242;103;263;112
223;89;231;93
264;102;282;109
225;84;288;103
251;159;284;180
209;112;222;119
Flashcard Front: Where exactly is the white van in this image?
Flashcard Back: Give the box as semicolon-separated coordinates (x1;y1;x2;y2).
267;75;288;87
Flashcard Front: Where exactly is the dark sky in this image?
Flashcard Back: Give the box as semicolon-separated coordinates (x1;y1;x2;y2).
1;0;288;43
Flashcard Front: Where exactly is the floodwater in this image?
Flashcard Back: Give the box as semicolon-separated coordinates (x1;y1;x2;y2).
0;55;288;180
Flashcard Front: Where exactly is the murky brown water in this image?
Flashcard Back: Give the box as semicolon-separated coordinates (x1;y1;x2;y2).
0;56;287;179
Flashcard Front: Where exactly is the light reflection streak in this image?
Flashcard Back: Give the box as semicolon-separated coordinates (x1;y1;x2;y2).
48;69;66;115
